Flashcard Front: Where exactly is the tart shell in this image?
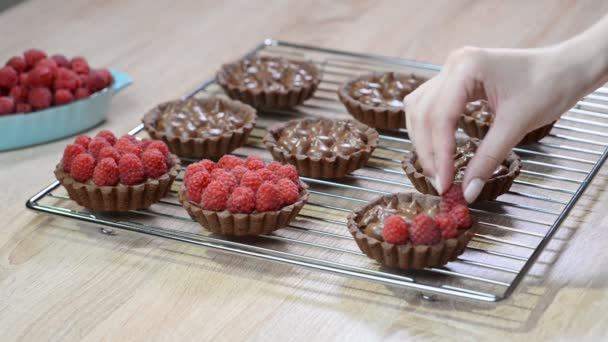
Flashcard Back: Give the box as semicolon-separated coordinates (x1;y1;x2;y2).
459;114;556;145
55;155;181;212
142;97;257;159
347;192;478;270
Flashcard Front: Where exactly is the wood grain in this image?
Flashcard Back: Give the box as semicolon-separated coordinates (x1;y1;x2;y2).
1;0;608;340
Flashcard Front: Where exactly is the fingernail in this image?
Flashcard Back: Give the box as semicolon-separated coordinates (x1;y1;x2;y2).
432;175;443;194
464;178;485;203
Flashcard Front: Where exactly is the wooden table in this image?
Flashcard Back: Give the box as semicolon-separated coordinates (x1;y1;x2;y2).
2;0;608;340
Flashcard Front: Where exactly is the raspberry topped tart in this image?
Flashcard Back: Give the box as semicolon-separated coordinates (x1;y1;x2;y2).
459;99;556;145
347;185;477;270
178;155;309;236
142;96;257;158
216;56;321;109
262;117;379;179
338;72;427;130
402;137;522;201
55;131;180;211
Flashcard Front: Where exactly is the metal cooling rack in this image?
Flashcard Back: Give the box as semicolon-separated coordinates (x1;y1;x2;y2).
27;39;608;302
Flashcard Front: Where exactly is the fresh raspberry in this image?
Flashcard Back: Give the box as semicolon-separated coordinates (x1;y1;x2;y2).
200;180;229;211
88;136;111;159
267;161;282;172
440;184;466;213
28;87;52;110
70;153;95;182
184;162;206;186
74;135;91;149
73;87;90;100
93;158;119;186
9;86;28;102
24;49;47;68
0;66;18;88
450;205;472;230
245;156;265;170
120;134;138;143
62;143;86;172
54;89;74;105
54;67;81;90
0;97;15;115
200;159;215;173
97;146;121;163
96;69;113;88
51;54;70;68
28;66;54;88
227;186;256;214
231;166;248;182
18;73;29;86
115;137;142;157
212;169;238;192
14;102;31;114
84;72;105;92
35;58;58;73
70;56;90;74
257;168;278;183
435;213;458;239
382;215;409;244
186;170;211;202
141;149;168;179
118;153;145;185
217;155;245;170
255;181;283;212
145;141;170;159
277;178;299;205
276;164;299;184
240;170;264;192
6;56;26;73
95;130;117;146
138;138;152;151
410;214;441;245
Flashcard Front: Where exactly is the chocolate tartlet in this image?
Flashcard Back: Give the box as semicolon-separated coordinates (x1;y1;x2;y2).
142;97;256;158
178;181;309;236
347;192;478;270
263;118;379;178
402;138;521;201
459;100;556;145
55;155;181;212
338;72;427;130
216;56;321;109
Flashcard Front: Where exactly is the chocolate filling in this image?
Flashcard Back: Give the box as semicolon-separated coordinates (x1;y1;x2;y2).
464;99;494;124
348;72;424;109
221;56;315;91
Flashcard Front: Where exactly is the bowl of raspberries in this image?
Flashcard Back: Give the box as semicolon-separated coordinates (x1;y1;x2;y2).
179;155;309;236
0;49;132;151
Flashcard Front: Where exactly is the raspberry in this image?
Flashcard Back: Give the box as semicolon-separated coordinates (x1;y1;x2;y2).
213;169;238;192
54;89;74;105
115;137;142;157
97;146;121;163
74;135;92;149
0;66;18;88
14;102;31;114
70;56;90;74
118;153;145;185
120;134;137;143
96;69;113;88
440;184;465;213
217;155;245;170
93;158;119;186
410;214;441;245
24;49;47;67
231;166;248;182
0;97;15;115
255;181;283;212
257;168;278;183
35;58;58;73
62;143;86;172
28;66;54;88
51;54;70;68
245;156;265;170
96;130;117;146
28;87;52;110
267;161;282;172
450;205;472;229
200;159;215;173
88;137;111;159
70;153;95;182
276;164;298;184
138;138;152;151
200;180;229;211
227;186;256;214
277;178;299;205
54;67;81;90
382;215;409;244
184;162;206;186
9;86;28;102
6;56;26;73
186;170;211;202
74;87;90;100
18;73;28;86
240;170;264;192
145;141;170;159
85;72;105;92
435;213;458;239
141;149;168;179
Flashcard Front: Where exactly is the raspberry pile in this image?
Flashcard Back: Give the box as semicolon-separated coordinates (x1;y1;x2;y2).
61;130;172;186
0;49;113;115
184;155;303;214
382;184;472;245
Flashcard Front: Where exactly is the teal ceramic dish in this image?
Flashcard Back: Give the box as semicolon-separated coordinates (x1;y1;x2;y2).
0;69;132;151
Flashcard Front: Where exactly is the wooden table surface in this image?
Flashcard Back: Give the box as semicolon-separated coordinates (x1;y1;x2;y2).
2;0;608;340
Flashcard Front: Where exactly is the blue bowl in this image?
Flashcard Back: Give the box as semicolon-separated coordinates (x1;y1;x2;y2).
0;69;132;151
